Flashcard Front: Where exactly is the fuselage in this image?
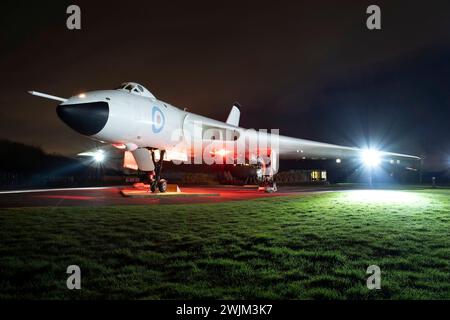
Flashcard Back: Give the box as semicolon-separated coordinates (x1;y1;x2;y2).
57;84;247;156
58;89;185;149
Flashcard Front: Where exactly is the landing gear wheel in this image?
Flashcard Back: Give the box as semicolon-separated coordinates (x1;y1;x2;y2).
158;180;167;193
258;179;277;193
265;181;277;193
255;155;278;193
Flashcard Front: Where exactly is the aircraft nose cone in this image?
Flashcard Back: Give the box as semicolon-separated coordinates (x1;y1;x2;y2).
56;101;109;136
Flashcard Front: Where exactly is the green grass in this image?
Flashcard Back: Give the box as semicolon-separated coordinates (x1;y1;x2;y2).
0;189;449;299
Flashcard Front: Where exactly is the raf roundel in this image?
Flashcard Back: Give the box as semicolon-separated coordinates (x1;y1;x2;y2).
152;106;165;133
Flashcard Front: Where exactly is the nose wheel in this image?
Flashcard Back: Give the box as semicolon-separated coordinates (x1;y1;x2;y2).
149;149;168;193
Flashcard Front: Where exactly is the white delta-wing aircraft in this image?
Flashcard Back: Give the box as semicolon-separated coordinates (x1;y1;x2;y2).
29;82;419;192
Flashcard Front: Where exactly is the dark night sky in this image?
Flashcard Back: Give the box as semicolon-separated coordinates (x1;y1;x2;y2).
1;0;449;164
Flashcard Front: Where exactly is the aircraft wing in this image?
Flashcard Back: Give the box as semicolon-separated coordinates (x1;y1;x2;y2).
172;111;419;163
275;135;420;161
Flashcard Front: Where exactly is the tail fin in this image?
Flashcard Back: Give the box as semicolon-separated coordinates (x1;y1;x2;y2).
226;102;241;127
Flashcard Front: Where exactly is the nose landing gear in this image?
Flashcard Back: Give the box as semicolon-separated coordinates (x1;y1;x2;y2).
149;149;168;193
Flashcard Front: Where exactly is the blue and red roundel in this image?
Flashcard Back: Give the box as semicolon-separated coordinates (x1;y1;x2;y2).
152;106;165;133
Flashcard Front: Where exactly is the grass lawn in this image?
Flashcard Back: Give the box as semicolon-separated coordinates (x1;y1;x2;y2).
0;189;449;299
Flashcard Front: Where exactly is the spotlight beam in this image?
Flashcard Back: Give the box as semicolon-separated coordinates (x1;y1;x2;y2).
93;150;105;163
361;149;381;168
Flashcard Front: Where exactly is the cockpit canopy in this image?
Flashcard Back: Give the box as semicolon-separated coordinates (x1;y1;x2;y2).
116;82;155;99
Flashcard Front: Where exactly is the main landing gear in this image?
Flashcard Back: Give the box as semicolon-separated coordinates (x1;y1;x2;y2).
257;177;278;193
149;149;167;193
255;156;278;193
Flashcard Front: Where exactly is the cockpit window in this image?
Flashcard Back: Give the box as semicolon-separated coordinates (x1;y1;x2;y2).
116;82;155;99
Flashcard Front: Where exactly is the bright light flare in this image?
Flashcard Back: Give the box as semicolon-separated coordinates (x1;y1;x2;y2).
93;150;105;162
345;190;426;205
211;149;230;157
361;149;381;167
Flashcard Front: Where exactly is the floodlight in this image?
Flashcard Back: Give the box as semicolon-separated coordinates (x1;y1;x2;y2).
93;150;105;162
361;149;381;167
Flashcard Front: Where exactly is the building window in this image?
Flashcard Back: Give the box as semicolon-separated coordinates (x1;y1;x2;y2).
311;170;327;181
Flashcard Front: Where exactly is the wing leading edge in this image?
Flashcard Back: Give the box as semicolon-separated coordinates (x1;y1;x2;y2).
276;135;420;161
